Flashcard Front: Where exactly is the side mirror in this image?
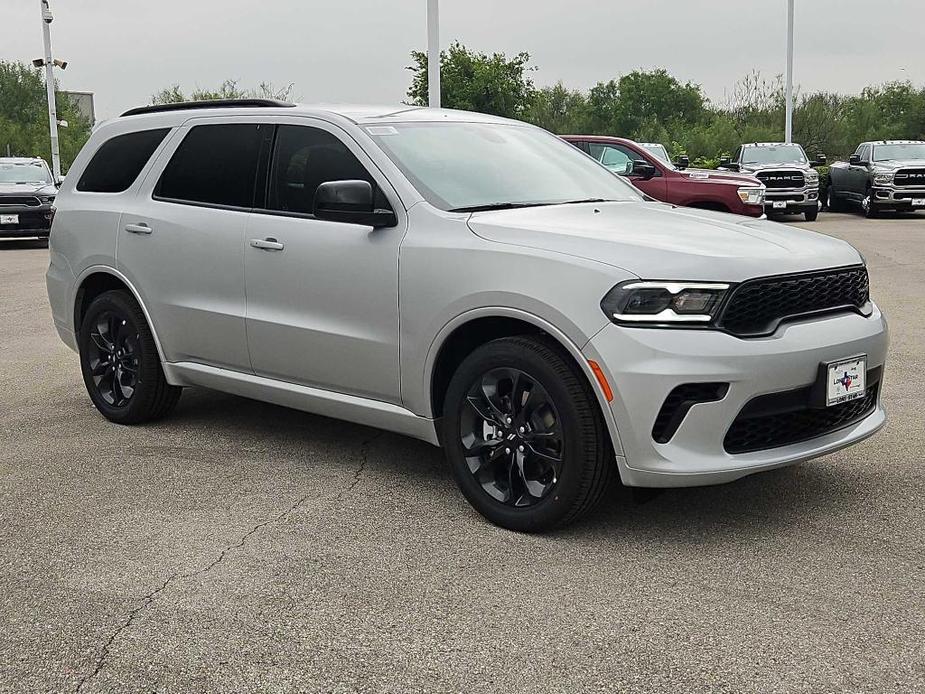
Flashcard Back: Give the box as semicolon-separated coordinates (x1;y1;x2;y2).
631;159;657;180
313;180;396;227
718;156;731;167
675;155;690;170
848;154;862;166
813;153;827;167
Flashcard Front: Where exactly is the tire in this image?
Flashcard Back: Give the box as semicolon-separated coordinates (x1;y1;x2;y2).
827;188;847;212
78;290;181;424
862;193;878;218
804;206;819;221
441;335;612;532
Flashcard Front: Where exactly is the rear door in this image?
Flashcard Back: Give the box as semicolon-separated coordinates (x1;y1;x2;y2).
243;119;405;403
117;118;271;371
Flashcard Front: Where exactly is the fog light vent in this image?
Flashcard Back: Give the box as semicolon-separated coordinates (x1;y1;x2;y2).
652;383;729;444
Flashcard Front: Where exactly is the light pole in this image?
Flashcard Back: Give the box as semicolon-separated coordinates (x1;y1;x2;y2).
426;0;441;108
38;0;62;181
785;0;794;144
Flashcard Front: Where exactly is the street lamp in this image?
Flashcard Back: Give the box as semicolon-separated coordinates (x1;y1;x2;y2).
426;0;440;108
34;0;65;181
785;0;794;144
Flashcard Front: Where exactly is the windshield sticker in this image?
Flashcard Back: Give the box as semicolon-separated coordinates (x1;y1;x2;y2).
366;126;399;136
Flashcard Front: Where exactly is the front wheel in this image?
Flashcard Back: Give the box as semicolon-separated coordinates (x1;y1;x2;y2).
78;290;182;424
804;206;819;221
861;194;878;218
441;336;613;532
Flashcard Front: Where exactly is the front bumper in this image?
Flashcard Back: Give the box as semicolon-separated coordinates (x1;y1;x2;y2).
763;185;818;214
0;203;53;238
584;306;888;487
872;185;925;208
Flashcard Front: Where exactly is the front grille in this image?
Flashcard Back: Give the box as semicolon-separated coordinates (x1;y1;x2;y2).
718;266;869;337
893;169;925;187
756;170;805;189
724;384;878;454
764;193;804;202
0;195;41;207
652;382;729;444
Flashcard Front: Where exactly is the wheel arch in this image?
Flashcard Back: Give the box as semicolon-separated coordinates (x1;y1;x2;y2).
74;266;168;364
425;308;624;456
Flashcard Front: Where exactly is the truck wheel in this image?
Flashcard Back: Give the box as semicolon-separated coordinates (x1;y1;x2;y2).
861;194;878;219
804;206;819;221
441;336;613;532
827;189;847;212
78;290;182;424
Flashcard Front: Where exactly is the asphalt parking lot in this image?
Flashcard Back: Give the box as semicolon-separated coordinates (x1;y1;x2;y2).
1;211;923;694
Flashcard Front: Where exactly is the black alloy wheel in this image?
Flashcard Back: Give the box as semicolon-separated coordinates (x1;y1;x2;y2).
460;367;564;507
78;290;181;424
442;336;612;532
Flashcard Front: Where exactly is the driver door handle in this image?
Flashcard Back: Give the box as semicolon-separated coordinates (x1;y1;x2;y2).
124;223;152;235
250;237;285;251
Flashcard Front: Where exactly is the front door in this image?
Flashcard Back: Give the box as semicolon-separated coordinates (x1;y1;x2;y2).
244;121;404;404
587;142;667;200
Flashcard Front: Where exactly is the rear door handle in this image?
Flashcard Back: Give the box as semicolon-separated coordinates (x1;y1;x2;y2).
249;238;285;251
125;223;152;235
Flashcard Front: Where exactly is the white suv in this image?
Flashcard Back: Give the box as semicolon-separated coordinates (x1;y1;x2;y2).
46;100;888;531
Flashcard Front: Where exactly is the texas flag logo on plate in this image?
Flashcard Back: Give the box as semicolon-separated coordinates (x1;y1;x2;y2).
826;356;867;406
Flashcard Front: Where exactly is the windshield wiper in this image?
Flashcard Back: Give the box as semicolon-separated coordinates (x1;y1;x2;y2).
448;202;554;213
557;198;617;205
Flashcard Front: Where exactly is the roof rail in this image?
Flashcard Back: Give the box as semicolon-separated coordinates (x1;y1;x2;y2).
120;99;295;117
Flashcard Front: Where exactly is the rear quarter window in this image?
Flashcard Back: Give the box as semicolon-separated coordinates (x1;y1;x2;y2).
76;128;170;193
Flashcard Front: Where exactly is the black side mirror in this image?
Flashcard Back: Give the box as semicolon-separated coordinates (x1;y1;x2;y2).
313;180;396;227
675;155;690;169
718;156;731;167
631;159;657;180
848;154;862;166
814;153;827;167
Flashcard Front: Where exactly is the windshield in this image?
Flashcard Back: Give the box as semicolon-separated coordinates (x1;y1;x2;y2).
0;162;51;185
641;143;672;164
741;145;808;165
366;122;642;211
872;143;925;161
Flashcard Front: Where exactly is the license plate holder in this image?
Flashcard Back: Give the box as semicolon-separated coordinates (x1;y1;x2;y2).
824;356;867;407
772;200;787;209
0;214;19;225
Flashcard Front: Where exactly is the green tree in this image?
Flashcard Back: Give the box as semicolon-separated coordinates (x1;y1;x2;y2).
151;80;295;105
0;61;91;172
406;42;536;118
524;83;589;134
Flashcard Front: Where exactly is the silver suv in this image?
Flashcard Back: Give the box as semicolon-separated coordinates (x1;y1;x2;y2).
47;100;889;531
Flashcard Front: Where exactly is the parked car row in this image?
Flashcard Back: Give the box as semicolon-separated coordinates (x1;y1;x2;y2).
45;100;888;531
568;136;925;222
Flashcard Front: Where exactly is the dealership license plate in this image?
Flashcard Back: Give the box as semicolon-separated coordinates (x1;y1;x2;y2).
772;201;787;209
826;356;866;406
912;198;925;207
0;214;18;225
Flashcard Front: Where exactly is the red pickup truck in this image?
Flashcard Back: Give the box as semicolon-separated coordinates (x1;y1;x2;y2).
562;136;766;218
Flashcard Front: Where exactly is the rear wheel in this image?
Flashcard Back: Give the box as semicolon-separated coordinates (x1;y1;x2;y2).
827;188;847;212
441;336;613;532
78;290;181;424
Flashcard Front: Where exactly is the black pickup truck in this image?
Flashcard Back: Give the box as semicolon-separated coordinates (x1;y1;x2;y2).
828;141;925;217
0;157;58;240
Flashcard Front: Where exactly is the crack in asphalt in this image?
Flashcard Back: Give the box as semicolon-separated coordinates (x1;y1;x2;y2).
74;431;383;692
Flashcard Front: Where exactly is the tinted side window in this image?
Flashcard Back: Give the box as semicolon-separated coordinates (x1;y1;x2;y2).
156;124;268;208
76;128;170;193
266;125;389;215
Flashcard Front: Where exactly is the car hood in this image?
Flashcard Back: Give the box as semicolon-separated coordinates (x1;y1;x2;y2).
0;182;56;195
680;168;762;186
740;162;812;173
871;159;925;171
467;201;862;282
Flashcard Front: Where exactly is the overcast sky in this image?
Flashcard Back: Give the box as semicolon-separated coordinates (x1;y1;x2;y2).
2;0;922;121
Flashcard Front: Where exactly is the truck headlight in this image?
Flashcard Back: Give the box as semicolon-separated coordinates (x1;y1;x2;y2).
39;195;56;204
601;281;730;325
805;170;819;184
873;172;894;186
737;186;765;205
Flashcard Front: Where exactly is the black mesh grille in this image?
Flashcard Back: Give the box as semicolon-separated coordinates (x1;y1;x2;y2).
756;170;805;188
893;169;925;187
718;267;869;337
0;196;41;207
724;385;878;454
652;383;729;444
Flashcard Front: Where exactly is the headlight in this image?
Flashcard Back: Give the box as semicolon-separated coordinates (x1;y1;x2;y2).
601;281;730;326
873;172;893;186
737;186;765;205
39;195;55;204
805;170;819;184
